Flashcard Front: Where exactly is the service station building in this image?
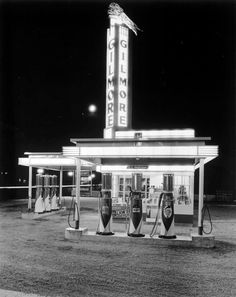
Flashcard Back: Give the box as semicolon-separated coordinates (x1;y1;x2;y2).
18;7;218;232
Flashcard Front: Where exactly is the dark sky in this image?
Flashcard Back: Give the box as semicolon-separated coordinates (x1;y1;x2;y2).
0;0;235;193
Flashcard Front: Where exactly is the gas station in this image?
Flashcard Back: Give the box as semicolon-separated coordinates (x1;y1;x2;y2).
18;3;218;247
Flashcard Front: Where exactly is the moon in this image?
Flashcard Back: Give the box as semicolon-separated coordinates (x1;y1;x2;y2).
88;104;97;113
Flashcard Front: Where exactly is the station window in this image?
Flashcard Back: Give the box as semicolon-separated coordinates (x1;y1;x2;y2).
174;175;191;205
118;176;150;201
80;169;93;197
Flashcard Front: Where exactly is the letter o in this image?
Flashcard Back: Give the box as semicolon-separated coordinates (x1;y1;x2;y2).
108;90;114;100
120;90;126;99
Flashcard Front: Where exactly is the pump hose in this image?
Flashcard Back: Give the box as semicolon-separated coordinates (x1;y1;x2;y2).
125;197;129;233
96;192;102;234
150;193;163;238
126;195;131;235
67;195;80;229
150;208;160;238
126;190;133;235
202;204;213;234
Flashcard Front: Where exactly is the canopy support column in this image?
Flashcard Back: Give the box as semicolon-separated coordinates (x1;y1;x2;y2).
59;169;63;206
198;159;204;235
28;164;32;210
75;158;81;229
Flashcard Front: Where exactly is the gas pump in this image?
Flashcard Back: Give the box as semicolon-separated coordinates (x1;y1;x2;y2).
150;174;176;239
96;173;114;235
34;174;45;213
51;175;59;210
159;174;176;239
44;175;51;212
127;173;145;237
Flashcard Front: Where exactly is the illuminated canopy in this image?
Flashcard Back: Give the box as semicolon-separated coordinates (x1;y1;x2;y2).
63;145;218;158
63;145;218;167
18;153;95;171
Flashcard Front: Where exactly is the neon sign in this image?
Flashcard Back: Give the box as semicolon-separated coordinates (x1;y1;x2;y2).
105;19;129;129
118;26;128;127
106;25;115;127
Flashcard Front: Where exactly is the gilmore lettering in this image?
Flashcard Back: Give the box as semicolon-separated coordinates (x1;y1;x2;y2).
120;40;127;48
121;64;126;73
108;77;115;88
119;116;126;125
120;90;127;99
108;103;114;114
120;103;126;112
110;51;113;63
108;115;113;126
108;65;113;75
108;39;115;50
108;90;114;101
106;26;129;128
120;78;127;86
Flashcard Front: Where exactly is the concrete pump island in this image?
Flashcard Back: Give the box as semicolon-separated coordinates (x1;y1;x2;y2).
18;3;218;248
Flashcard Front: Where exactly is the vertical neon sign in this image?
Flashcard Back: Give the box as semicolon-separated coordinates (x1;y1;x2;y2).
118;26;128;127
106;24;115;128
105;16;130;135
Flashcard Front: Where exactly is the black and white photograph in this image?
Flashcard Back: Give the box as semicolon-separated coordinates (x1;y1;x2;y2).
0;0;235;296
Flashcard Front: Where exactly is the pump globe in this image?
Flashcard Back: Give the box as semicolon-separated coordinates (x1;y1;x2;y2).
37;168;44;174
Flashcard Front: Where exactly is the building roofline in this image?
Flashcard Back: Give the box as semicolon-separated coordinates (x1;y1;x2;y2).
24;152;62;156
70;137;211;144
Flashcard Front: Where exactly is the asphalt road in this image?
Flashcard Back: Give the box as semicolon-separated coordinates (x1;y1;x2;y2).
0;198;236;297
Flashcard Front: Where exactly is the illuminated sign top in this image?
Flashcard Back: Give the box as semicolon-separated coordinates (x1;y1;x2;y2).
108;3;141;36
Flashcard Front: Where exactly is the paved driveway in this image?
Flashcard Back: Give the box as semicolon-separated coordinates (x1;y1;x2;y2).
0;198;236;297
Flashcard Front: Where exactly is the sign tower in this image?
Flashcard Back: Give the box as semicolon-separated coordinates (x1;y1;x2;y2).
104;3;141;139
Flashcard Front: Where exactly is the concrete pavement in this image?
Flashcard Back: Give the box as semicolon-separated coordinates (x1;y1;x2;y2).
0;289;45;297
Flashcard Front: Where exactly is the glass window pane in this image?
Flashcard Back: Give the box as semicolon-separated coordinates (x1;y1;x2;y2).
147;178;150;192
125;178;132;191
141;178;146;191
118;192;123;198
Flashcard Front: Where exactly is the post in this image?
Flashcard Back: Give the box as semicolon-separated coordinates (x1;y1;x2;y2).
198;159;204;235
112;175;118;199
59;169;63;206
75;158;81;229
28;165;32;211
90;168;92;197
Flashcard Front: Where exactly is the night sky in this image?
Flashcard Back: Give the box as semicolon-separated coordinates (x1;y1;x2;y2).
0;0;235;193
